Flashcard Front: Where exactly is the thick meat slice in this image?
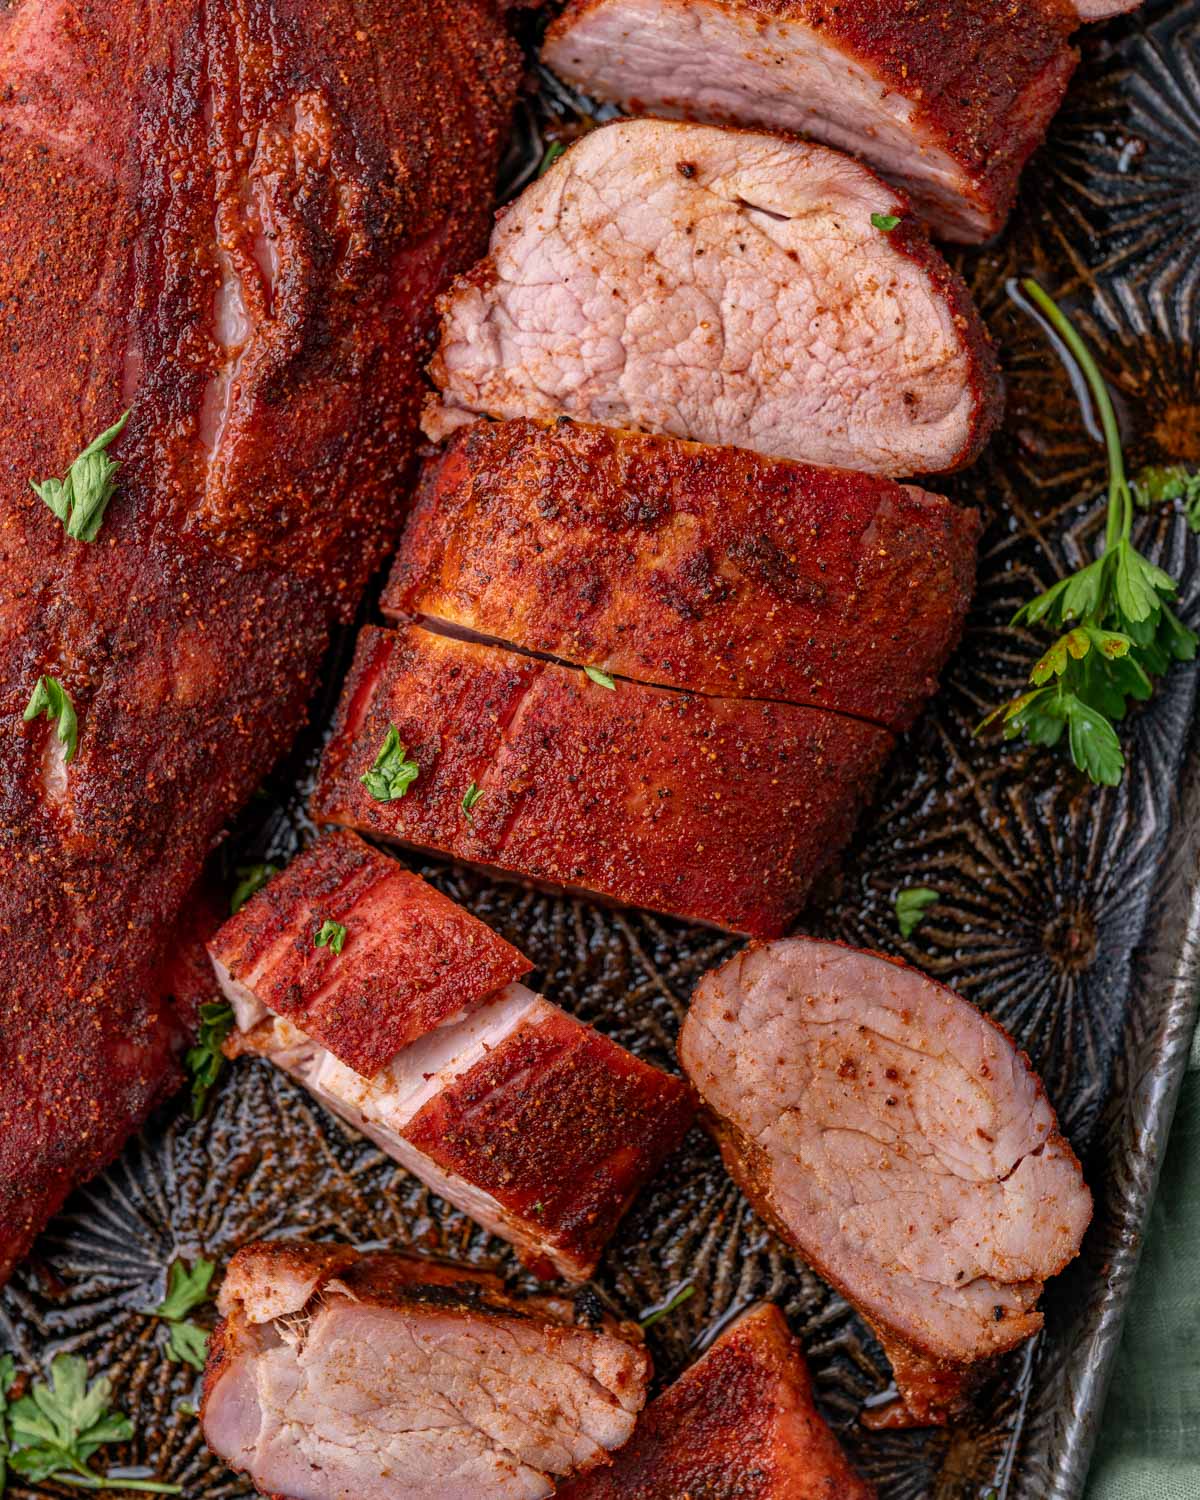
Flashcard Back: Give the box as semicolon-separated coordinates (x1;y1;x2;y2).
425;119;1001;477
679;939;1093;1425
543;1;1080;243
0;0;520;1286
208;830;529;1076
558;1302;875;1498
311;626;894;936
1075;0;1139;14
229;983;695;1281
384;419;980;732
202;1241;651;1499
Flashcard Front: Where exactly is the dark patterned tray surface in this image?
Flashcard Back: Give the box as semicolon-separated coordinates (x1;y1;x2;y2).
4;5;1200;1497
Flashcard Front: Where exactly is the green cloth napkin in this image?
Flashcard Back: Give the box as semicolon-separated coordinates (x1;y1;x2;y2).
1086;1027;1200;1498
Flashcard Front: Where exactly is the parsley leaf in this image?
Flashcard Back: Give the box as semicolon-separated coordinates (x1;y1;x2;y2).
7;1354;180;1492
895;886;940;938
143;1257;217;1374
184;1001;234;1119
640;1284;695;1329
229;861;278;915
870;212;901;232
538;141;566;177
1133;463;1200;532
31;411;131;543
0;1352;15;1492
361;726;420;802
583;665;616;690
977;282;1198;785
23;676;78;764
314;918;347;955
462;781;484;821
164;1322;209;1373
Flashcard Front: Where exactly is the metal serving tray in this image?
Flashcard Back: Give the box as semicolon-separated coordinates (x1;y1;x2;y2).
3;4;1199;1495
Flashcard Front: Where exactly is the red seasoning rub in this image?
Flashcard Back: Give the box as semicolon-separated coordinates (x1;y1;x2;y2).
385;419;980;732
230;984;695;1281
679;939;1093;1426
559;1303;876;1499
544;0;1082;242
0;0;522;1286
425;119;1001;477
208;831;530;1076
202;1242;651;1499
310;625;895;936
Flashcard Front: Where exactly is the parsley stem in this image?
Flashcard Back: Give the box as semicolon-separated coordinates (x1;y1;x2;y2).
50;1477;183;1494
1020;280;1131;551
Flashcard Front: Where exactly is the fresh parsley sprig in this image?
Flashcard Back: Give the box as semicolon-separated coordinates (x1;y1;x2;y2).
1134;463;1200;532
361;726;420;802
31;412;131;543
229;861;278;915
143;1258;217;1373
978;281;1197;786
23;676;78;764
895;887;939;939
184;1001;235;1119
314;918;347;955
4;1353;181;1493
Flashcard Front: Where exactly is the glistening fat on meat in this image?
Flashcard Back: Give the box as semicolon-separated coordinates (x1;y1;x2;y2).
310;625;895;935
210;839;694;1281
558;1302;876;1498
679;939;1092;1425
385;417;981;732
425;118;1001;476
201;1242;652;1500
542;0;1084;243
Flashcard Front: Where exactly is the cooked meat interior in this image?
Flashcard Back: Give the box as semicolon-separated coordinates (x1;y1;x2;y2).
311;625;895;936
202;1241;651;1500
227;981;694;1281
385;418;980;732
679;939;1093;1425
209;829;530;1075
558;1302;876;1498
543;1;1080;243
425;119;1001;477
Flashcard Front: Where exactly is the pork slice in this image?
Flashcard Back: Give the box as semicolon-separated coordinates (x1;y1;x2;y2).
425;118;1001;477
678;939;1093;1425
207;830;530;1076
384;418;980;732
311;625;894;936
543;1;1080;243
1074;0;1140;15
559;1302;875;1498
231;983;695;1281
202;1242;651;1500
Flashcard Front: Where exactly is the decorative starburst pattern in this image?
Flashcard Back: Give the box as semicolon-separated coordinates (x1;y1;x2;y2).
4;6;1200;1499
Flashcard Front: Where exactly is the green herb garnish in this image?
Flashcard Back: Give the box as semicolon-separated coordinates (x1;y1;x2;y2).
461;782;484;821
144;1258;217;1373
870;212;901;232
184;1001;234;1120
1134;463;1200;531
0;1354;15;1493
895;886;940;939
361;726;420;802
640;1284;695;1330
977;281;1197;786
31;411;131;543
229;862;278;915
6;1353;181;1492
23;676;78;765
583;665;616;690
538;141;566;177
314;918;347;955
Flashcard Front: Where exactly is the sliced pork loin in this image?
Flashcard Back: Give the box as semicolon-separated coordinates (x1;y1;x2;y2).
311;625;894;935
679;940;1092;1426
559;1302;875;1498
202;1241;651;1500
212;845;695;1278
425;119;1001;477
1075;0;1140;14
542;2;1081;244
385;419;980;732
209;830;529;1075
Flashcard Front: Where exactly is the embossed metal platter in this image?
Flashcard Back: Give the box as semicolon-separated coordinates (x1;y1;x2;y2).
4;5;1200;1497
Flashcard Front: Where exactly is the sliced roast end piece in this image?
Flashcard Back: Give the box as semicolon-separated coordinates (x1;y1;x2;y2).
559;1301;875;1498
425;119;1001;477
679;939;1092;1425
208;829;530;1076
202;1242;651;1500
385;418;980;731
